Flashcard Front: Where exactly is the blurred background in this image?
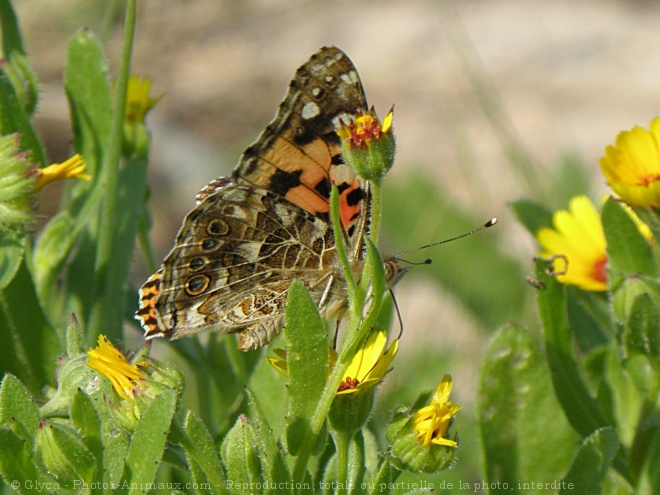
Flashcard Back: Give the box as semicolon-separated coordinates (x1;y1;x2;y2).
12;0;660;487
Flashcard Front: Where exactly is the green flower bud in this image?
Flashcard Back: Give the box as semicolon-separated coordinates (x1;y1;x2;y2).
121;76;159;159
329;388;375;436
0;133;36;230
337;106;396;180
386;376;459;473
35;420;95;486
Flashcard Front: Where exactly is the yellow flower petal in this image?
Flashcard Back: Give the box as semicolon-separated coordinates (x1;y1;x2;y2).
125;76;160;123
86;335;145;400
337;331;398;395
536;195;608;291
600;118;660;207
34;154;90;192
413;375;460;448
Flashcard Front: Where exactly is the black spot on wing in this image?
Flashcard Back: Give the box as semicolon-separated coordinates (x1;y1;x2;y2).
336;182;350;195
331;154;344;165
268;168;303;196
314;177;332;199
346;187;364;206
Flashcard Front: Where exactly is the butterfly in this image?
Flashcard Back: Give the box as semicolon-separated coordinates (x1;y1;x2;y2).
136;46;403;351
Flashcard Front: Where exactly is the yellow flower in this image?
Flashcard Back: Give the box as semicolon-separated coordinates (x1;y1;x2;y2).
125;75;160;123
600;117;660;207
86;335;145;400
336;330;398;395
337;106;394;150
33;154;90;191
413;375;461;448
267;330;397;395
536;196;608;291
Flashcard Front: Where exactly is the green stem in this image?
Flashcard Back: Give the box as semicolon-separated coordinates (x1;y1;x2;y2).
88;0;136;342
334;430;351;495
330;185;359;303
292;183;384;490
368;177;383;246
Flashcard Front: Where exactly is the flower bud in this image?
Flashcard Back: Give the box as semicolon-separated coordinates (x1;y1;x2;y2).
386;375;459;473
337;106;396;180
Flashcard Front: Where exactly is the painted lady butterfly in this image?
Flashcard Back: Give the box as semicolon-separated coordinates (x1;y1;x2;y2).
136;46;401;350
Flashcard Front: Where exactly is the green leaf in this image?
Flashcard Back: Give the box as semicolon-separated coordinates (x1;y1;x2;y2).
70;390;103;480
244;388;292;493
561;427;619;495
510;199;554;235
534;258;611;437
220;415;264;495
602;198;657;278
32;211;75;313
35;420;96;488
247;351;287;439
100;158;149;338
0;259;59;394
64;28;112;178
478;323;576;491
0;0;25;56
566;288;610;352
363;237;386;311
121;390;177;494
0;70;46;165
0;428;41;494
0;232;23;290
605;347;643;450
626;293;660;361
636;426;660;495
367;458;401;495
534;258;632;483
284;279;328;456
180;410;226;495
632;205;660;246
66;313;85;357
0;374;39;436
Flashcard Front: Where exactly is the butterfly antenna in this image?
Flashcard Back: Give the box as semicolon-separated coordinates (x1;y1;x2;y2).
392;217;498;259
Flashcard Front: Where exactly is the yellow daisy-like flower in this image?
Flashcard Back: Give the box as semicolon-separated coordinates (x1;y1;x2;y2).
125;75;160;123
536;196;608;291
33;154;90;192
336;330;398;395
413;375;461;448
86;335;145;400
267;331;397;394
600;117;660;208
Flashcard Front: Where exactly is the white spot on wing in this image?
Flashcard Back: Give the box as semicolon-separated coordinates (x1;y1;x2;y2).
302;101;320;120
340;70;359;85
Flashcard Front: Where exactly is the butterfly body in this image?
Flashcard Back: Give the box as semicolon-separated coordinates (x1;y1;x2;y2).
136;46;376;350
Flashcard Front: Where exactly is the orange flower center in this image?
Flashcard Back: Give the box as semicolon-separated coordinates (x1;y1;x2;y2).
637;173;660;187
591;254;608;284
338;376;359;392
